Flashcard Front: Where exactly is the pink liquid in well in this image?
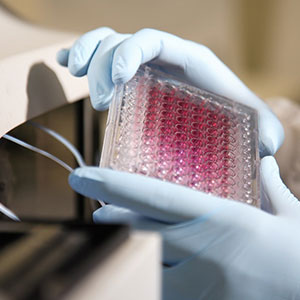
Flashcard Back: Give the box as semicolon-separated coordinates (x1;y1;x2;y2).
131;82;238;199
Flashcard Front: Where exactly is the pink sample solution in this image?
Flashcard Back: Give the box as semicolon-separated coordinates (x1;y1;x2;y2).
101;65;260;207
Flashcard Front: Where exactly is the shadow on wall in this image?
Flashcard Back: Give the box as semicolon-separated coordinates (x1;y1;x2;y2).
26;62;69;120
0;62;79;220
0;63;69;218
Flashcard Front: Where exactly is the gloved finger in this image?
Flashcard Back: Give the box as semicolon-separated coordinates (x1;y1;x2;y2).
92;205;193;265
93;204;167;231
92;204;234;266
87;33;131;110
92;204;229;267
110;28;283;156
260;156;300;217
65;27;116;76
69;167;251;224
257;108;284;157
56;48;70;66
111;29;185;84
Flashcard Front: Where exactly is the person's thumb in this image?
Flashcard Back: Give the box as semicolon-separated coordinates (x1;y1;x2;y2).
260;156;300;217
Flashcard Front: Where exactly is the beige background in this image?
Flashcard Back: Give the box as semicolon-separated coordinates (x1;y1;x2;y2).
2;0;300;101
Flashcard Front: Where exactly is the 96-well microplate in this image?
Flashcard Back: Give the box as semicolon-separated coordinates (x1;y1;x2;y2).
101;65;260;207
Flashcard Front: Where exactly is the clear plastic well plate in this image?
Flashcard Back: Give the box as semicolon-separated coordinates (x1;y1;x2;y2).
100;65;260;207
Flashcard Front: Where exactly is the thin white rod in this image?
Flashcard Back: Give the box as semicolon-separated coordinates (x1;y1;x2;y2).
3;134;73;173
29;121;86;167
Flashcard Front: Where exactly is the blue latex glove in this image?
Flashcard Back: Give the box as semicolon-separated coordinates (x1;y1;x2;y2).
57;27;284;156
58;28;297;299
69;156;300;300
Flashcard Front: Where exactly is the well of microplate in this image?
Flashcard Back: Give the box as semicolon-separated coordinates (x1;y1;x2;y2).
100;65;260;207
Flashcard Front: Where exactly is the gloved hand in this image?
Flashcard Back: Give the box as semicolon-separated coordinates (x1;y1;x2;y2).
69;156;300;300
58;28;295;299
57;27;283;157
